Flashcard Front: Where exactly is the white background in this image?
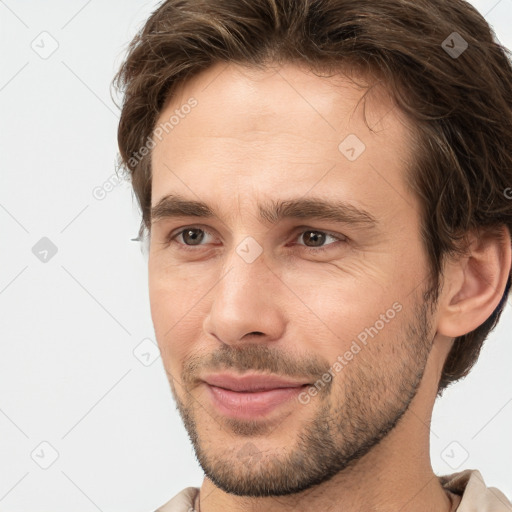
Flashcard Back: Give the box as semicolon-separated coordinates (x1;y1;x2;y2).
1;1;511;510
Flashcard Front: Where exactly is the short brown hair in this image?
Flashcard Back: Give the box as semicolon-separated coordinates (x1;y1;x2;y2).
113;0;512;395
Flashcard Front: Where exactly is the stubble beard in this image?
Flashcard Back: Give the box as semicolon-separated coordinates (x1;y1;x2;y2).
169;296;434;497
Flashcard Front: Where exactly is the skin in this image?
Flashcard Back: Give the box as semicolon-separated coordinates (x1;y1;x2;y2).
147;62;511;511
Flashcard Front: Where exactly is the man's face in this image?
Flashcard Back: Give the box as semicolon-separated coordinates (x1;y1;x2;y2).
148;62;438;496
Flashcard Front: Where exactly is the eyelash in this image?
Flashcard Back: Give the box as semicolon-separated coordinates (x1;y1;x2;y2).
164;226;347;254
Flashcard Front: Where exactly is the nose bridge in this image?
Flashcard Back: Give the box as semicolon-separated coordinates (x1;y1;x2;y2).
204;236;285;344
217;235;271;313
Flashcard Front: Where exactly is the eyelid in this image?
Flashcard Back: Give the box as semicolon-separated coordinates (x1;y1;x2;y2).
166;225;217;244
290;226;347;242
166;224;347;251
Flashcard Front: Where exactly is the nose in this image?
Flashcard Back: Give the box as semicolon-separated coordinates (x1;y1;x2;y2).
202;243;286;346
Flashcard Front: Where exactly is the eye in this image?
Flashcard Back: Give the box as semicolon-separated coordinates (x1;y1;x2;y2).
292;229;346;253
167;226;216;249
165;226;346;254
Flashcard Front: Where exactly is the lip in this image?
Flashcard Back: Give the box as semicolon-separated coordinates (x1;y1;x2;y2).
202;373;310;419
202;373;310;392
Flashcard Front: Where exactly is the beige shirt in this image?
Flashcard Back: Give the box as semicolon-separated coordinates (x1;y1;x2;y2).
155;469;512;511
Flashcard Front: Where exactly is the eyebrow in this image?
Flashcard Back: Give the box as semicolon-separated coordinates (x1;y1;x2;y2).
151;193;378;229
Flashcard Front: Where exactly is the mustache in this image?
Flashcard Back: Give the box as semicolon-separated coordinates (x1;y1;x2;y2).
181;343;333;386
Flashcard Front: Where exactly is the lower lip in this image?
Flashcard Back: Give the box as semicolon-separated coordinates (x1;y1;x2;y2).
205;383;308;419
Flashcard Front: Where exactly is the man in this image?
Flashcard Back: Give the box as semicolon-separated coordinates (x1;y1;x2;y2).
113;0;512;510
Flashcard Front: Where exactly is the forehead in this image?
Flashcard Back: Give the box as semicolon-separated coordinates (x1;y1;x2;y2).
150;61;417;220
158;61;408;139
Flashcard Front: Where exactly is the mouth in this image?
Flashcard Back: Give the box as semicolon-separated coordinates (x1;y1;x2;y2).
202;372;311;419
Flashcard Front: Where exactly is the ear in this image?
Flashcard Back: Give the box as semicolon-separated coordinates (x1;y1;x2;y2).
436;225;512;338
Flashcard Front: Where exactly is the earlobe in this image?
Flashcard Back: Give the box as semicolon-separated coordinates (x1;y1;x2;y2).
436;226;512;339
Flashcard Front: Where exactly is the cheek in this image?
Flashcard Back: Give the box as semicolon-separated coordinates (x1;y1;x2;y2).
148;258;216;319
148;268;212;373
291;275;397;353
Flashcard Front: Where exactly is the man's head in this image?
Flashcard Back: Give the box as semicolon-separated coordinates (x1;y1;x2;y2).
114;0;512;499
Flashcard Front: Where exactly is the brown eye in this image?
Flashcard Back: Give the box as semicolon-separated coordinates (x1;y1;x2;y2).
301;230;327;247
165;226;216;250
181;228;206;245
293;229;347;254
